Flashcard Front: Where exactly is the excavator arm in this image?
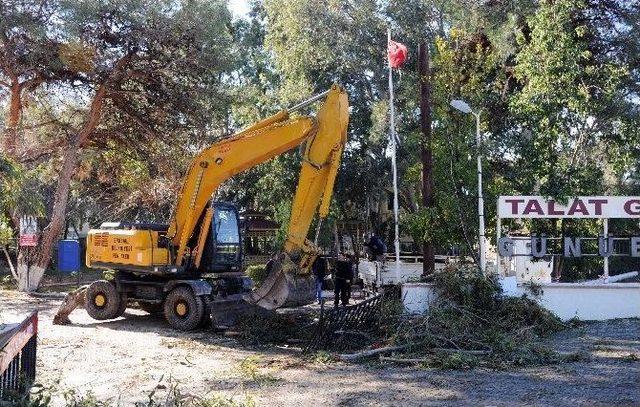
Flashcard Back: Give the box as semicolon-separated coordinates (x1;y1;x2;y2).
168;84;349;308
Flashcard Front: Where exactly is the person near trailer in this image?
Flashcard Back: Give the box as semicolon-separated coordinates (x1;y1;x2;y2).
364;234;387;261
334;253;354;307
312;255;328;304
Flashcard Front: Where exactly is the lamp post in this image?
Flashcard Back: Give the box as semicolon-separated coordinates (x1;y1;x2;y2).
450;99;486;272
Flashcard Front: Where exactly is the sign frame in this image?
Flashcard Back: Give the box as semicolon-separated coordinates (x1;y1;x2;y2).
496;196;640;282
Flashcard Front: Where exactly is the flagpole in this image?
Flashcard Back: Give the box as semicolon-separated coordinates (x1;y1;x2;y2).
387;28;401;282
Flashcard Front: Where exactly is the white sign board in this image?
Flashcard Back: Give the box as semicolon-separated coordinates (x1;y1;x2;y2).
498;196;640;219
19;216;38;247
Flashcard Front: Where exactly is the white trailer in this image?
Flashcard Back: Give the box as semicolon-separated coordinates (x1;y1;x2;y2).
358;254;453;294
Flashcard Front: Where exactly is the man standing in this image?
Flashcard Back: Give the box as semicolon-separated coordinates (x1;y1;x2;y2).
312;255;328;304
364;234;387;261
334;253;354;307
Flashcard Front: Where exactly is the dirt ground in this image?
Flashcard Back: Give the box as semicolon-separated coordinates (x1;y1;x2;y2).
1;289;639;407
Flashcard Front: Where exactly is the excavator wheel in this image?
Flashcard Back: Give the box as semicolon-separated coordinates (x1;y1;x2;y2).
163;286;205;331
115;293;128;318
85;280;124;320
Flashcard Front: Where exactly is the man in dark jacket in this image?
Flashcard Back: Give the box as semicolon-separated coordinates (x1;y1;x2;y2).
312;255;328;304
365;234;386;261
334;253;354;307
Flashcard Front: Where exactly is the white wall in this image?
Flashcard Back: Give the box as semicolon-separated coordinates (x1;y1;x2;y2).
532;282;640;320
400;280;640;321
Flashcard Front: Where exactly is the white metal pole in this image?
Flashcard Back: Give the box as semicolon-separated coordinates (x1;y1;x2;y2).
603;218;609;282
496;214;501;276
388;28;401;281
475;112;486;273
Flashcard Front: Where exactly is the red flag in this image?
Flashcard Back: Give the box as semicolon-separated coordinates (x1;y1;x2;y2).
387;40;408;68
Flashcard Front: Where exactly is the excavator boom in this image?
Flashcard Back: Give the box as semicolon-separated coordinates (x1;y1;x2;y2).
167;85;348;274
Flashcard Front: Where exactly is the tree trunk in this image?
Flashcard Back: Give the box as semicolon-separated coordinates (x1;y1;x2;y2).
16;145;80;291
3;75;43;291
333;221;341;255
53;285;88;325
4;80;21;156
16;248;44;291
419;42;435;277
2;245;18;280
15;85;106;292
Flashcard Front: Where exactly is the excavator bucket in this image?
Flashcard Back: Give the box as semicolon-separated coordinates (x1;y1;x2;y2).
209;295;271;329
248;253;315;310
207;253;313;329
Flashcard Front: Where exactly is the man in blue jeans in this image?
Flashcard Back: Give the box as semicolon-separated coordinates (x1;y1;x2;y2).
312;256;328;304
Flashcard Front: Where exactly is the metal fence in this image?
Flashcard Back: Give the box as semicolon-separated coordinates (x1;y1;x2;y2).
0;311;38;401
305;287;399;352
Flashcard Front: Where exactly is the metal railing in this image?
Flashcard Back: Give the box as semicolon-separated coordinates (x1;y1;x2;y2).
0;311;38;400
305;286;399;352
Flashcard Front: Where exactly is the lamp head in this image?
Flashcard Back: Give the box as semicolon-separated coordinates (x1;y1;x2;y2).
450;99;473;114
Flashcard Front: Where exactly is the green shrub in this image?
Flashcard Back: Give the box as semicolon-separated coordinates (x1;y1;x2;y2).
245;264;267;287
0;274;16;289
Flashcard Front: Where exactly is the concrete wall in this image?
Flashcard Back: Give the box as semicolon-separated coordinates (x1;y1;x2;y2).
532;282;640;320
400;280;640;321
401;282;436;314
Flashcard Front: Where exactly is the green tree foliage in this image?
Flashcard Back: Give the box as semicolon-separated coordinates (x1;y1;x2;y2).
1;0;238;289
262;0;405;240
510;0;628;198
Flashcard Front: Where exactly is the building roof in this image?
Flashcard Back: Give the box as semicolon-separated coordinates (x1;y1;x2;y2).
245;217;279;231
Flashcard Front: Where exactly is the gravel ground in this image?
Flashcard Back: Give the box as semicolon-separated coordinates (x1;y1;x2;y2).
1;289;639;406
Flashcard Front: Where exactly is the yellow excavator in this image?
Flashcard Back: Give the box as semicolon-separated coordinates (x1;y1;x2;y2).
67;85;348;330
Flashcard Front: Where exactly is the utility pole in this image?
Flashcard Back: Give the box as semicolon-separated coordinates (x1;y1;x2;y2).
419;41;435;277
474;111;486;272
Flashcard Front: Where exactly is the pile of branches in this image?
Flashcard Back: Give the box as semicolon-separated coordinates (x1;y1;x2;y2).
233;309;317;347
367;265;569;368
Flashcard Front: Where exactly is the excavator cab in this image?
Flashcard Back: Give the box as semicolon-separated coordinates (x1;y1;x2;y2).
200;202;243;273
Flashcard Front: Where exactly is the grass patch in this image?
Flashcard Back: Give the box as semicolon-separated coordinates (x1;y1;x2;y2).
190;394;256;407
306;350;336;365
244;265;267;288
237;356;280;386
23;382;255;406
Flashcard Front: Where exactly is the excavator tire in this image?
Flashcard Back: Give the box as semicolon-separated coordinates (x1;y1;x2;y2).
115;293;128;317
85;280;123;320
164;286;205;331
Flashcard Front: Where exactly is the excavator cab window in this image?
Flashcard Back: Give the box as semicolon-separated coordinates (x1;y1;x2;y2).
209;202;242;272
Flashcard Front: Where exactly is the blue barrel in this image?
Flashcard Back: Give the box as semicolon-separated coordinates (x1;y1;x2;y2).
58;240;80;273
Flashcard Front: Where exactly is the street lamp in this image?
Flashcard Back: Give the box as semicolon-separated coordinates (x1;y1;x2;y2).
450;99;486;273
